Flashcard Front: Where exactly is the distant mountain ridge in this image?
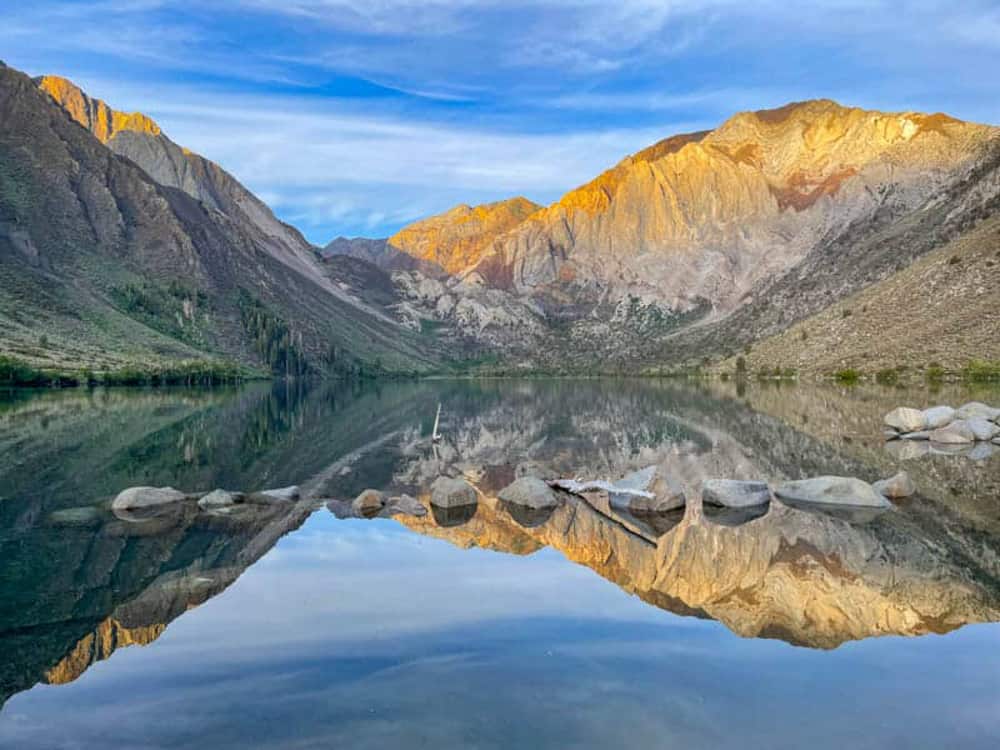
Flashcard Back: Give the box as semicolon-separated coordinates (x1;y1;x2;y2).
325;99;1000;373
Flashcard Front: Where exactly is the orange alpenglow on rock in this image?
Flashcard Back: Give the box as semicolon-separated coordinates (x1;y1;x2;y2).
388;196;541;275
37;75;161;143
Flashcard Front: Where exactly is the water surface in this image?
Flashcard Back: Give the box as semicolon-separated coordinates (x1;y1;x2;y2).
1;379;999;749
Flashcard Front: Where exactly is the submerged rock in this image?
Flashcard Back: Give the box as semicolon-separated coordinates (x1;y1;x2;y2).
929;421;976;444
353;489;385;515
702;480;771;508
873;471;915;499
968;443;997;461
498;477;558;509
774;476;891;508
884;440;930;460
198;489;243;509
48;506;103;526
967;417;1000;441
923;406;956;430
248;486;299;504
112;486;187;511
955;402;1000;421
430;476;478;508
884;407;927;433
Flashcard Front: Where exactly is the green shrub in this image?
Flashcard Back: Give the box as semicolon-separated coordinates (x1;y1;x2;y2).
925;363;945;383
834;368;861;384
962;360;1000;382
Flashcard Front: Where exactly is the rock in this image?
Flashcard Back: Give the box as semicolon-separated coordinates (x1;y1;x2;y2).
966;417;1000;441
247;486;299;504
883;430;901;441
923;406;955;430
929;421;976;444
112;486;186;510
872;471;915;499
198;489;243;509
430;476;478;508
884;407;927;433
774;476;891;508
385;494;426;517
884;440;930;460
610;467;686;512
48;506;103;526
967;443;997;461
702;480;771;508
955;402;1000;421
993;436;1000;446
902;431;931;441
498;477;559;509
353;489;385;515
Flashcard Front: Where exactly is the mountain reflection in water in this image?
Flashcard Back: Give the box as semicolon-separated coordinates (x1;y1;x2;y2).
1;378;999;716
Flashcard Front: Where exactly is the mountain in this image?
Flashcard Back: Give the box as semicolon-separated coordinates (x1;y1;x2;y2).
325;99;1000;373
35;75;333;295
388;196;540;275
0;62;437;376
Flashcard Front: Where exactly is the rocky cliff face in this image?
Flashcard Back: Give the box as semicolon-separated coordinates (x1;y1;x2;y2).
35;75;336;297
388;197;540;275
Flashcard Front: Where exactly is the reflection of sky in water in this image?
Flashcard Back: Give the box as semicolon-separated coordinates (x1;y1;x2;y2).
3;512;999;750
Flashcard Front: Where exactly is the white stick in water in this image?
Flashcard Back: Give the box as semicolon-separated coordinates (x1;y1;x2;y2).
432;403;442;442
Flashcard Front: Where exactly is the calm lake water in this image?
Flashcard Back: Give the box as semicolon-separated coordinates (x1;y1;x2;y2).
1;378;999;749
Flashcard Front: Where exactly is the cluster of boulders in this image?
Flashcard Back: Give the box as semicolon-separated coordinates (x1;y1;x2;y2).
884;402;1000;447
111;485;300;512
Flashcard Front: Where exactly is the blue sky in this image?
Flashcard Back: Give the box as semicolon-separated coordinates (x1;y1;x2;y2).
4;1;1000;244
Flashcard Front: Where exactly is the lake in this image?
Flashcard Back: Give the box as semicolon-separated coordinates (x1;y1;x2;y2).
1;378;999;749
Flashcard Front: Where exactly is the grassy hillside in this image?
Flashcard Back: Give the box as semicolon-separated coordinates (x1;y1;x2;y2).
718;216;1000;378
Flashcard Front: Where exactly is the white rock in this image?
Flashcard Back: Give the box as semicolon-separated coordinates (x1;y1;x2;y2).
955;402;1000;421
430;476;478;507
248;486;300;504
902;431;932;441
968;443;997;461
774;476;891;508
198;489;243;509
967;417;1000;441
498;477;559;509
112;486;186;510
884;407;927;433
702;480;771;508
929;421;976;444
872;471;915;499
922;406;955;430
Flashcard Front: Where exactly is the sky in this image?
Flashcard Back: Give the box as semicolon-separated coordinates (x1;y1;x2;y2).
3;1;1000;244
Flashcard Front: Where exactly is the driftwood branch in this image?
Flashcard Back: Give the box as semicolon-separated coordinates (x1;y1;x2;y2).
548;478;655;499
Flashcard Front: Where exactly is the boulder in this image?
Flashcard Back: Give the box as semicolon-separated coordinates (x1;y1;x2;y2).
498;477;559;509
774;476;891;508
701;480;771;508
955;402;1000;421
923;406;955;430
884;407;927;433
385;494;426;517
966;417;1000;441
430;476;478;508
48;506;103;526
247;486;299;504
994;437;1000;446
612;467;685;512
353;489;385;515
197;489;243;509
112;486;187;510
872;471;915;499
929;421;976;444
901;431;931;441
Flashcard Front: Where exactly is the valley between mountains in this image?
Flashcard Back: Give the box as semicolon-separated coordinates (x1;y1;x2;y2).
2;59;998;381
